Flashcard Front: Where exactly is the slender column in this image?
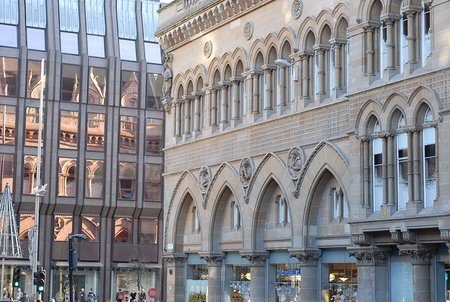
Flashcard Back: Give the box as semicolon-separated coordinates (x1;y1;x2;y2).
412;129;421;203
193;92;201;132
277;64;286;106
382;16;400;70
164;254;187;302
362;139;371;209
314;46;327;96
407;130;414;203
218;81;229;124
261;65;274;111
290;250;321;301
200;253;224;302
245;73;253;114
364;26;375;75
382;134;388;205
406;11;416;63
387;134;395;206
331;39;345;90
174;99;181;137
301;53;311;99
241;252;267;301
183;96;191;135
251;72;261;113
230;77;242;120
210;86;218;126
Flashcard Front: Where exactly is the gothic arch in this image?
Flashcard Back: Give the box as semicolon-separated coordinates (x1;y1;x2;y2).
408;86;441;122
207;57;222;84
231;47;248;73
193;65;207;88
297;16;316;48
276;27;297;52
354;99;383;136
248;39;266;67
358;0;386;22
383;93;409;126
204;162;242;209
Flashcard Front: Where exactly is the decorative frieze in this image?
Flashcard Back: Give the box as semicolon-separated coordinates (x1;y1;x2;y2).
397;244;435;264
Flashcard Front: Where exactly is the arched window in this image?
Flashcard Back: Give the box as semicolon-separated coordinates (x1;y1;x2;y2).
372;119;383;212
302;32;315;102
235;60;245;117
192;206;200;233
396;114;408;210
277;196;290;225
317;24;331;100
422;107;436;207
231;201;241;231
331;188;348;221
421;1;431;66
334;18;349;94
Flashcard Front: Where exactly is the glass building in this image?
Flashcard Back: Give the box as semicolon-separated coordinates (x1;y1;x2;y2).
0;0;163;301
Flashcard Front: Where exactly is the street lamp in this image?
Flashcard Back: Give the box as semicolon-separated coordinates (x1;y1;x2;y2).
68;233;86;302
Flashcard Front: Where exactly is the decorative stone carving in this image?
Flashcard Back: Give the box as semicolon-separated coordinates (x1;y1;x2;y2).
204;41;213;58
198;166;211;193
241;252;268;266
398;245;435;264
348;249;389;265
161;53;173;113
289;249;321;265
287;147;304;180
401;230;416;244
239;158;253;187
244;21;254;40
200;253;225;266
291;0;303;19
351;233;372;246
163;253;187;265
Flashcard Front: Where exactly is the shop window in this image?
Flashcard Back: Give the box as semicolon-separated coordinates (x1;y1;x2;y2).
277;196;290;225
114;217;132;243
61;64;80;102
19;213;35;240
186;264;208;301
0;105;16;145
22;155;42;195
59;110;78;149
0;0;19;47
120;116;137;154
52;267;100;301
372;121;383;212
25;0;47;51
59;0;80;54
139;218;158;244
0;154;14;192
275;264;301;301
231;201;241;231
230;266;250;301
81;216;100;242
53;215;73;241
117;0;137;61
85;0;106;57
113;268;156;301
144;164;161;202
120;71;139;108
423;108;436;208
146;73;163;110
87;113;105;151
85;160;104;198
145;118;162;156
88;67;107;105
58;158;77;197
27;60;46;99
118;162;136;200
0;57;18;97
322;263;358;301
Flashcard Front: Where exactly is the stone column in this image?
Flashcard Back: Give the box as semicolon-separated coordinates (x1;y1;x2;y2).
174;99;181;137
243;72;253;115
349;247;390;302
261;64;275;112
230;77;242;121
330;38;345;95
398;244;435;302
290;249;321;301
201;87;211;128
412;129;421;204
210;86;218;126
200;253;224;302
193;91;201;132
251;71;261;114
383;133;396;215
382;15;400;78
218;81;230;124
364;26;375;75
300;52;311;100
164;254;187;302
276;64;286;107
241;252;268;301
314;46;328;97
403;6;421;73
381;134;388;206
183;96;191;135
361;138;371;210
407;129;414;205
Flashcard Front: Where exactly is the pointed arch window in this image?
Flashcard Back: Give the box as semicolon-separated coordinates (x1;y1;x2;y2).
421;2;431;65
396;115;408;210
277;196;290;225
192;206;200;233
331;188;348;221
372;120;383;212
423;108;436;208
231;201;241;231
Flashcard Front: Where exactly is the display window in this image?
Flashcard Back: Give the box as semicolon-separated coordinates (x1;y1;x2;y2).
322;263;357;302
186;265;208;302
275;264;301;302
229;266;250;302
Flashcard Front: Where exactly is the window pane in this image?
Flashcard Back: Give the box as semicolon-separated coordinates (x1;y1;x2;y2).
119;39;137;61
0;25;17;48
85;0;105;35
61;32;79;55
23;155;42;194
27;28;46;51
88;67;106;104
118;162;136;200
0;106;16;145
19;213;34;240
54;215;73;241
61;64;80;102
82;216;100;241
120;116;137;154
146;118;162;156
85;160;104;198
144;164;161;201
87;35;105;57
59;110;78;149
25;0;47;28
121;71;139;107
146;73;163;110
115;217;132;243
140;218;158;244
0;57;18;97
145;42;162;64
25;107;44;147
142;0;158;42
59;0;79;32
27;60;46;99
117;0;136;39
58;158;77;197
0;0;19;25
87;113;105;151
0;154;14;192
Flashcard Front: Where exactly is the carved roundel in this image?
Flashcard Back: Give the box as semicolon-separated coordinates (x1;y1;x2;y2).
287;147;304;180
239;158;253;187
198;166;211;193
244;22;254;40
291;0;303;19
204;41;213;58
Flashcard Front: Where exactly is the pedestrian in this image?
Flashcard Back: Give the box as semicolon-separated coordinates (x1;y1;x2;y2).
116;289;123;302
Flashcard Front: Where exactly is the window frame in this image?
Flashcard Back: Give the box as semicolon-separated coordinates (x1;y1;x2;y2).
86;112;106;152
117;161;137;200
25;0;48;51
85;0;106;57
58;109;79;150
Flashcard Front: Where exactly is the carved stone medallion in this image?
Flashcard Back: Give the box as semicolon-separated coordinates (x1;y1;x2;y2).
198;166;211;193
287;147;304;180
203;41;213;58
239;158;253;187
291;0;303;19
244;22;254;40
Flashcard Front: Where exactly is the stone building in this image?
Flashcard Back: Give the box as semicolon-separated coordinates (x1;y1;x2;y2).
0;0;164;301
157;0;450;301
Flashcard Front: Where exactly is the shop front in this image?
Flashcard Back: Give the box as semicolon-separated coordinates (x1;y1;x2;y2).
112;266;157;301
50;267;100;302
269;251;301;302
0;263;33;300
185;255;208;302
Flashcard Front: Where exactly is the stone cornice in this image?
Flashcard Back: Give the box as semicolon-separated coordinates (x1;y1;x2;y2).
156;0;275;52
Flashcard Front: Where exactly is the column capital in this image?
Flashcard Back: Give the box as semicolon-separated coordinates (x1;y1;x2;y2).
298;50;314;58
182;95;193;102
199;252;225;266
329;38;347;47
230;76;244;83
351;233;373;246
261;64;276;71
275;59;291;67
313;44;330;52
173;98;183;105
218;80;230;88
163;253;187;265
240;251;268;266
192;90;203;97
361;21;381;30
289;249;321;266
401;5;422;14
380;13;402;23
397;244;436;264
348;247;391;266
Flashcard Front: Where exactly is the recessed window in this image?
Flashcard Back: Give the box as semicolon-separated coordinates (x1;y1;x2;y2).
192;206;200;233
147;73;163;110
59;110;79;149
0;154;14;192
145;118;162;156
423;108;436;208
81;216;100;242
85;160;104;198
27;60;46;99
144;164;161;202
58;158;77;197
88;67;107;105
54;215;73;241
25;0;47;51
0;105;16;145
120;71;139;108
120;116;137;154
59;0;80;54
140;218;158;244
87;113;105;151
0;0;19;47
114;217;132;243
397;115;408;210
85;0;106;57
118;162;136;200
61;64;80;102
0;57;18;97
25;107;44;147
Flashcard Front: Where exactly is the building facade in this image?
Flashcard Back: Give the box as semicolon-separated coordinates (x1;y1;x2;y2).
0;0;164;301
157;0;450;301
